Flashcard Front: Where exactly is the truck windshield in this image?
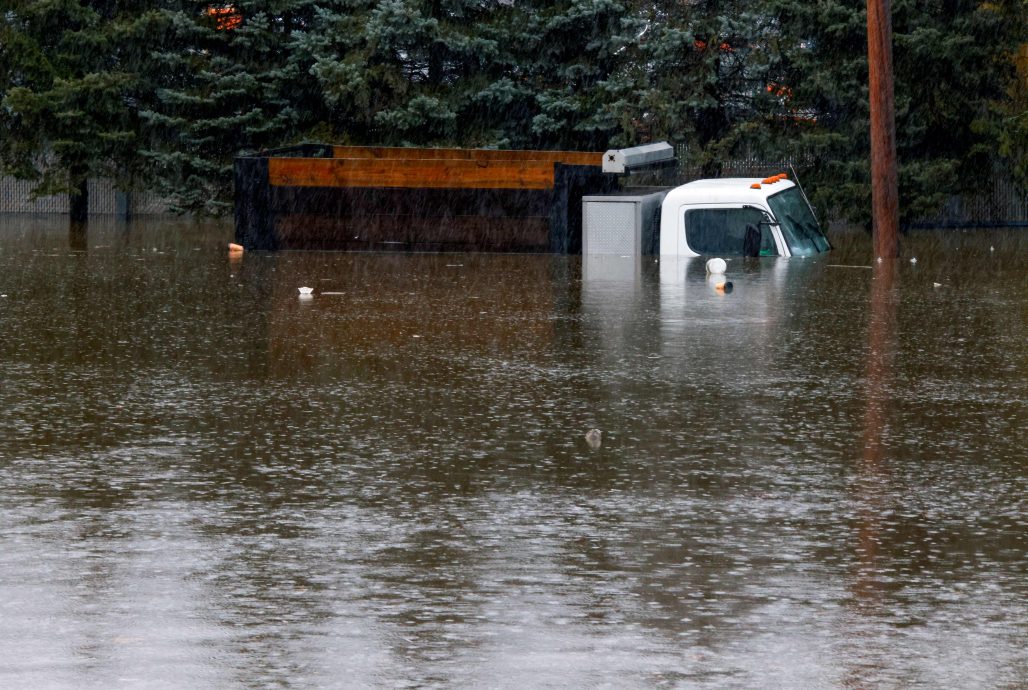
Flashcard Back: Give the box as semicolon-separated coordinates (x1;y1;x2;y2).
767;187;830;256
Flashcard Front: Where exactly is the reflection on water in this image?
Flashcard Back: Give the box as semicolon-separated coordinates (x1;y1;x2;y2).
1;216;1026;688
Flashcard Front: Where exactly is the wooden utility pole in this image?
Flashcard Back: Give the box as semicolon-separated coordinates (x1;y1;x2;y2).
867;0;899;258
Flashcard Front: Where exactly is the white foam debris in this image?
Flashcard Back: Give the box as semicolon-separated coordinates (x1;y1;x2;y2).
706;257;727;274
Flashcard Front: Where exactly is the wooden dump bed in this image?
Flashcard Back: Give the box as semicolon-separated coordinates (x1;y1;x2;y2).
234;144;611;252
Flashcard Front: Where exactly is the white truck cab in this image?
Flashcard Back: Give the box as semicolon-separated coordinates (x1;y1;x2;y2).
658;176;831;257
584;143;831;258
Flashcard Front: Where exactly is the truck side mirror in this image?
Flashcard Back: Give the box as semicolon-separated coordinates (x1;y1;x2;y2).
743;205;777;228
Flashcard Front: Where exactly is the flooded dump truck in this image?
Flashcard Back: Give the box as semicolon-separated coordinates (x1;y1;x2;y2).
583;144;831;257
235;142;830;256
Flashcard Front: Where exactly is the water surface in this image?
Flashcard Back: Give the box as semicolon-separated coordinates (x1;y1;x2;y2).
0;216;1025;688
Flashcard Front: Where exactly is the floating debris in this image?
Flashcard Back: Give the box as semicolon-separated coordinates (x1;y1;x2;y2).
228;242;244;253
298;286;314;297
910;257;918;264
933;282;942;288
585;429;603;449
706;257;727;275
707;272;733;294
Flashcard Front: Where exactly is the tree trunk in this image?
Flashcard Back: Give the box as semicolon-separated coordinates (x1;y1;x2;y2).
428;0;444;86
69;172;89;223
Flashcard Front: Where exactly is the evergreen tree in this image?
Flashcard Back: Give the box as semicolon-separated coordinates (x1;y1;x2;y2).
993;40;1028;191
307;0;643;151
504;0;640;150
631;0;782;170
140;0;328;214
761;0;1023;226
304;0;524;147
4;0;1022;221
0;0;160;219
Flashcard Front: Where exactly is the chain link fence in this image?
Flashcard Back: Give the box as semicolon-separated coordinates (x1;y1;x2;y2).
0;177;171;216
3;167;1024;226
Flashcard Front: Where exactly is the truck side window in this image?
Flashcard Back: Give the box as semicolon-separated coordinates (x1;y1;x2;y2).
684;208;770;256
759;226;777;256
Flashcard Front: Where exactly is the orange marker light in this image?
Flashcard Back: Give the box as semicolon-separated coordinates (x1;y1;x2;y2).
750;183;761;189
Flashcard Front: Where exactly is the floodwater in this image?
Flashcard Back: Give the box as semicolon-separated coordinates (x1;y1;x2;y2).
0;215;1025;689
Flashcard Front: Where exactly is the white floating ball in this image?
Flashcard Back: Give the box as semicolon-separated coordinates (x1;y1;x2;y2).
706;258;727;275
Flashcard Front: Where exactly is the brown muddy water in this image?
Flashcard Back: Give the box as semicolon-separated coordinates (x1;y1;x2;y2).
0;215;1025;689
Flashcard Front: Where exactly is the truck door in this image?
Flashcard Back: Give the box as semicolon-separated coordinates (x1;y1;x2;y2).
682;206;781;256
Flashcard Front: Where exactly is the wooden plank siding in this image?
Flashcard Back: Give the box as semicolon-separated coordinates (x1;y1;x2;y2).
269;157;559;191
329;145;602;167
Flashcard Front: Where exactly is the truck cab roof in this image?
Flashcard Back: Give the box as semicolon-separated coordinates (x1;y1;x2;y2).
662;177;797;207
